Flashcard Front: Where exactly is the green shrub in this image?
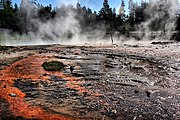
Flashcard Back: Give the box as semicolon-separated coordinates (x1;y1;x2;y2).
42;61;65;71
0;45;9;51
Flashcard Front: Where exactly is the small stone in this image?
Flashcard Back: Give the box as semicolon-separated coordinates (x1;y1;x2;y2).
111;110;117;114
70;66;74;73
85;82;92;86
43;73;48;76
146;91;151;97
105;109;117;118
9;93;17;97
134;90;139;94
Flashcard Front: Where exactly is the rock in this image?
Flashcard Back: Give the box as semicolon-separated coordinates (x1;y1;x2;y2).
70;66;74;73
72;73;85;77
151;41;173;45
111;110;117;114
9;93;17;97
132;66;144;70
131;45;140;48
134;90;139;94
157;66;165;70
146;91;151;97
84;82;92;87
43;73;48;76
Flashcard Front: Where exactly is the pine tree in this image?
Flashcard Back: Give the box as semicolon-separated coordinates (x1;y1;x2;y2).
0;0;17;29
14;3;18;12
99;0;112;20
121;0;125;7
98;0;115;44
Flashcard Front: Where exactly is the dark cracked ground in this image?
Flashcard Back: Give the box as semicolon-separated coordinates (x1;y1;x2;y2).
0;42;179;120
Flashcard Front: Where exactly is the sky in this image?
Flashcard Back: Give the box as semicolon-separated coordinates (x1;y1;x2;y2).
11;0;143;13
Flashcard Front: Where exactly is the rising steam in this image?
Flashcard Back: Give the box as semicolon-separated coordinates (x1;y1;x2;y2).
138;0;179;40
0;0;179;46
0;0;108;46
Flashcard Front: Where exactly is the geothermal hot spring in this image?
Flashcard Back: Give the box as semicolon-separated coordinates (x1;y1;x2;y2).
0;0;179;120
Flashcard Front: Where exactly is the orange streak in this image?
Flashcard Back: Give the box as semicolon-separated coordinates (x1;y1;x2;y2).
0;55;98;119
0;56;75;120
0;82;77;120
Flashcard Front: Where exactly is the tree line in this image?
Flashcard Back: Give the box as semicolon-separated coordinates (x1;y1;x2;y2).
0;0;179;40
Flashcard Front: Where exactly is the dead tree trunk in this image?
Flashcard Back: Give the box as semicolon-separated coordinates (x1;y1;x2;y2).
110;34;114;45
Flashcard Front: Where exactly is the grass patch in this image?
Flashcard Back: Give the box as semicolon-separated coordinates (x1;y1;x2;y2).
42;61;65;71
0;45;9;51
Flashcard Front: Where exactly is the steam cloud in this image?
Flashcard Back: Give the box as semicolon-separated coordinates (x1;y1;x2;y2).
0;0;179;46
0;0;109;46
138;0;179;40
